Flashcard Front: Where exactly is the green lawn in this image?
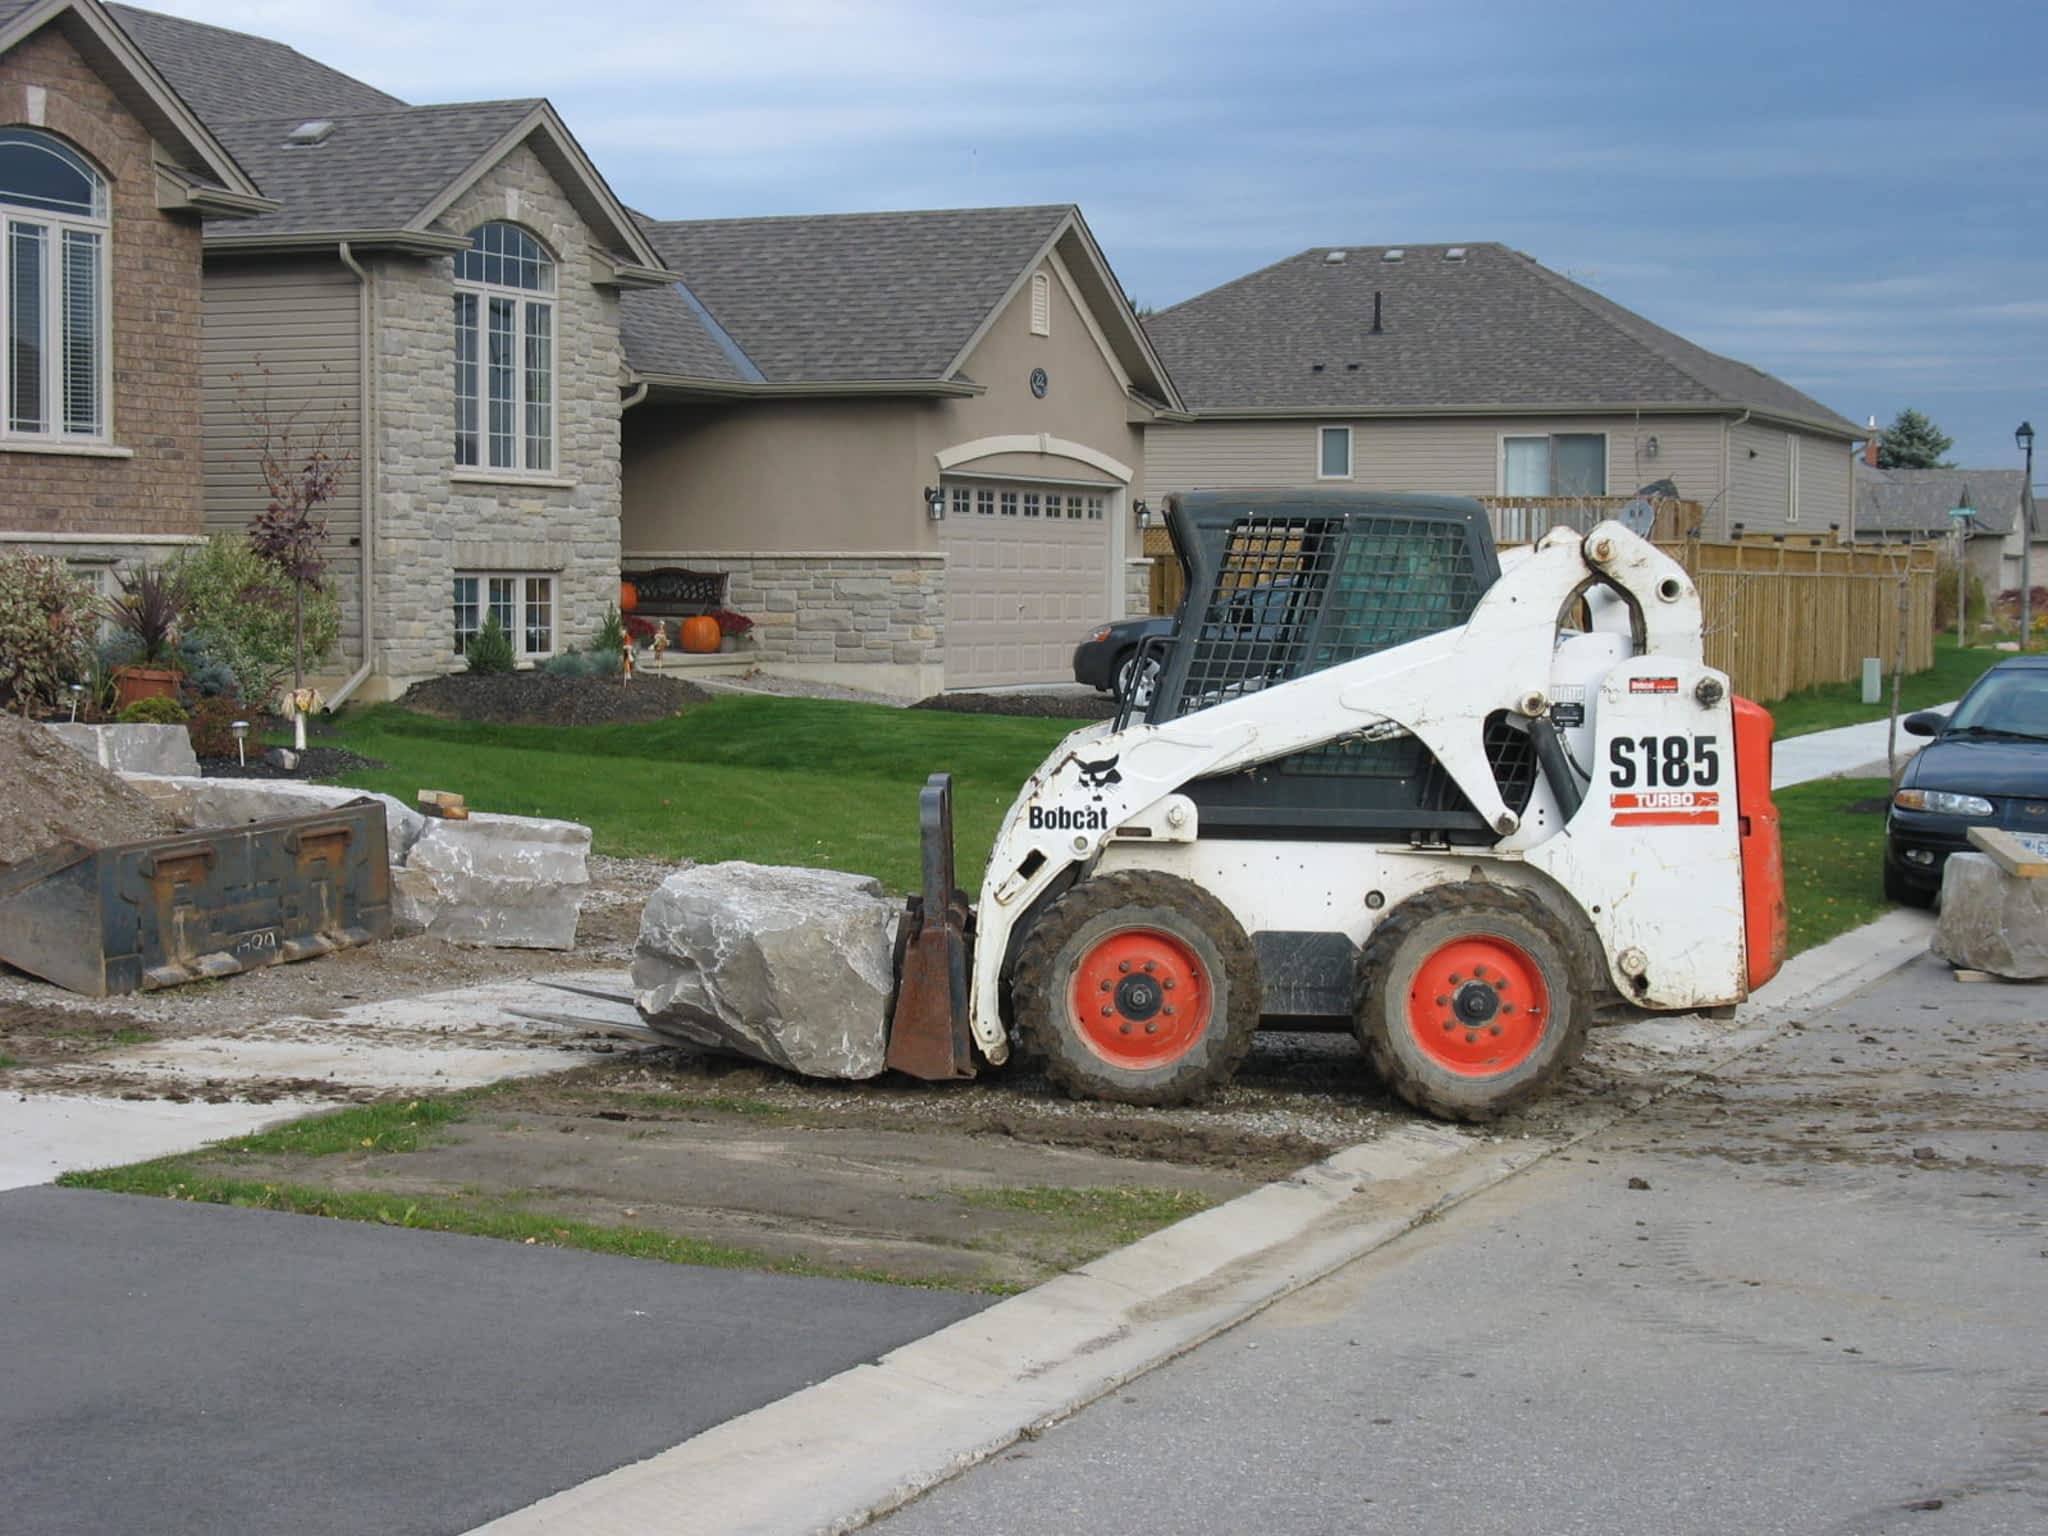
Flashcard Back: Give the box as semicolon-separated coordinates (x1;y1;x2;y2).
1776;775;1893;954
1765;637;2010;740
325;697;1073;892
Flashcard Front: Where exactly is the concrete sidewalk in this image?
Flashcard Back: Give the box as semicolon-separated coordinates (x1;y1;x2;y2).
1772;705;1955;788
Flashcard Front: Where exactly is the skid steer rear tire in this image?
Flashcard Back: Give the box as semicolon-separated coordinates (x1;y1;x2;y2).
1354;883;1591;1123
1013;870;1260;1107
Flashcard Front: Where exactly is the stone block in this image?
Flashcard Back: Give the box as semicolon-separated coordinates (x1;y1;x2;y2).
125;774;427;862
1932;852;2048;978
46;722;198;776
632;862;900;1079
393;811;590;948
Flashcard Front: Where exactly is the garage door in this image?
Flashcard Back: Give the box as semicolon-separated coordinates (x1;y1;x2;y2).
941;479;1113;689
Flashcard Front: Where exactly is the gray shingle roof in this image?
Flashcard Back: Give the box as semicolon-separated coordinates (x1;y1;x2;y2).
629;205;1071;382
1855;462;2030;538
619;280;748;384
108;4;403;124
1145;243;1858;434
206;102;537;238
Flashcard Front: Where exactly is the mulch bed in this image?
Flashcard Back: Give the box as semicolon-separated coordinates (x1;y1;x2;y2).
912;691;1116;720
396;671;710;727
201;747;386;781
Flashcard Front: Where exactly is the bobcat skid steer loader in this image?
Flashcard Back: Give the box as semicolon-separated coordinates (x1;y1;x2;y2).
887;489;1786;1121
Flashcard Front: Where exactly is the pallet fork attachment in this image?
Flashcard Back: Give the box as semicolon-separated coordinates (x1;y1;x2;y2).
884;772;977;1080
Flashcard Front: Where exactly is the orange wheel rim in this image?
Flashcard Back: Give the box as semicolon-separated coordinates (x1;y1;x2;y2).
1070;928;1212;1068
1405;936;1549;1076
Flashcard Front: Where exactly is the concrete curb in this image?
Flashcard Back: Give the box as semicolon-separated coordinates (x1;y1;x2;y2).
470;910;1935;1536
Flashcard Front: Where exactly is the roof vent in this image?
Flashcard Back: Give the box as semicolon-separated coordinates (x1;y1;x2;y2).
1324;250;1347;264
1381;248;1405;262
1444;246;1468;260
284;119;335;147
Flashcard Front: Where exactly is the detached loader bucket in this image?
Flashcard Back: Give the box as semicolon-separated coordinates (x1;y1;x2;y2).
885;772;976;1081
0;800;391;996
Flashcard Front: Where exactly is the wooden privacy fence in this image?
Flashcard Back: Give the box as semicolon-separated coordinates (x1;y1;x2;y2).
1140;524;1938;707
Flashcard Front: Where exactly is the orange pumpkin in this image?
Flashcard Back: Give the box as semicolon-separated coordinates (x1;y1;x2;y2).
679;615;721;654
619;579;639;613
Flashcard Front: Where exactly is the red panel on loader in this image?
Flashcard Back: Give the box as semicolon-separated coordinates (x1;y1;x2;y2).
1732;697;1787;993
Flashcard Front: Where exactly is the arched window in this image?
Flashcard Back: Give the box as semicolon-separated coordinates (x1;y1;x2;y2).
0;130;107;440
454;222;554;473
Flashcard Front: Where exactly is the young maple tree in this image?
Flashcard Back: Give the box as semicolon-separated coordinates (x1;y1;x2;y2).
239;368;351;690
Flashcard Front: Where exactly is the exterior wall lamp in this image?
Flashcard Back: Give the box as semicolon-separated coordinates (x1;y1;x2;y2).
1644;435;1659;459
1134;499;1152;530
924;485;945;521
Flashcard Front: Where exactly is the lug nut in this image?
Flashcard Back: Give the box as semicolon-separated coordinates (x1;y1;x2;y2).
1489;1025;1503;1037
1100;979;1112;991
1449;973;1462;984
1503;1005;1516;1015
1465;1030;1479;1044
1163;1005;1177;1017
1435;995;1449;1006
1143;961;1157;974
1145;1022;1158;1034
1120;1023;1131;1035
1442;1020;1455;1032
1162;977;1176;990
1101;1005;1114;1017
1119;960;1132;973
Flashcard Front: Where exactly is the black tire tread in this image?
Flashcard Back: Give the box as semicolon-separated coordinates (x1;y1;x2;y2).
1013;870;1260;1107
1353;882;1593;1123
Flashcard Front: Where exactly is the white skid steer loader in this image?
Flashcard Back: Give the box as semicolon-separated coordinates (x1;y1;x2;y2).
885;489;1786;1121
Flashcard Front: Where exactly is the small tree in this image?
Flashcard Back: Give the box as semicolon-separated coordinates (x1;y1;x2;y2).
1876;408;1955;470
237;366;350;690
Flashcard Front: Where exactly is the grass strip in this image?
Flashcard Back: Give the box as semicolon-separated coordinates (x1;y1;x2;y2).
203;1097;476;1159
57;1161;990;1292
1777;775;1893;955
1767;637;2008;739
953;1185;1216;1250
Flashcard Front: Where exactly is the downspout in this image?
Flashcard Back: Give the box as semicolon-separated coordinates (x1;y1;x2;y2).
1722;408;1750;540
622;377;649;410
326;241;377;709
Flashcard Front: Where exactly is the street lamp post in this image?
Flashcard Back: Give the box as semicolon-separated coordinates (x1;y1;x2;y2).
2020;422;2036;650
1951;483;1976;647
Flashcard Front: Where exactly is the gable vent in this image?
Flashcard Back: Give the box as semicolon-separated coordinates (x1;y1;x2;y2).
1443;246;1467;261
284;119;335;146
1029;272;1050;336
1324;249;1347;264
1381;248;1405;262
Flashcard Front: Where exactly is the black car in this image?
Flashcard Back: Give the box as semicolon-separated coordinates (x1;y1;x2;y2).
1884;654;2048;906
1072;581;1300;705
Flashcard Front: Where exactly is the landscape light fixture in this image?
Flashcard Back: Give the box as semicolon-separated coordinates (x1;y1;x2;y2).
231;719;249;766
2020;422;2036;649
66;682;82;722
923;485;945;521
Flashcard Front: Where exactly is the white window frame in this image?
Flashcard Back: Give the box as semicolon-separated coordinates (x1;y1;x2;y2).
1317;425;1353;480
452;571;557;662
1786;432;1801;522
454;223;555;478
1029;272;1050;337
0;130;109;446
1497;432;1609;498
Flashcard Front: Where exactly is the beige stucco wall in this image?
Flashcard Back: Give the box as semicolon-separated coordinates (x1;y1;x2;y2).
620;248;1145;559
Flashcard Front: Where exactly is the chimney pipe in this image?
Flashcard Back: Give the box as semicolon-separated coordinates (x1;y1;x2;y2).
1370;290;1383;335
1863;414;1880;468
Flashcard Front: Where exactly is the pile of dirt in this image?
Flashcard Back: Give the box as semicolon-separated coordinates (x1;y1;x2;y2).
0;715;176;868
397;671;710;727
912;691;1116;720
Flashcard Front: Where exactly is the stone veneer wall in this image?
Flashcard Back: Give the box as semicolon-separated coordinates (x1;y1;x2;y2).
0;25;205;549
1124;556;1154;618
368;144;624;689
628;553;945;696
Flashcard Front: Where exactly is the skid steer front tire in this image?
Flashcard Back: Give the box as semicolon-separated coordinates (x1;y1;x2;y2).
1013;870;1260;1107
1354;883;1592;1123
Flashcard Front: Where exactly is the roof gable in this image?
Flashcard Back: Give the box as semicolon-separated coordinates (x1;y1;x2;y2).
1856;463;2029;538
0;0;269;204
1146;242;1855;435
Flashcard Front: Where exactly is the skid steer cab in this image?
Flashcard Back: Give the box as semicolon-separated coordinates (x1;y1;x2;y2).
889;489;1786;1121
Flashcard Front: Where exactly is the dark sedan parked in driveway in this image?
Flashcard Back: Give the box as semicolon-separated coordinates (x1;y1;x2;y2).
1073;615;1174;702
1885;654;2048;906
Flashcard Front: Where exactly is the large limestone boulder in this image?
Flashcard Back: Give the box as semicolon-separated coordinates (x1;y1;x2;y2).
123;774;426;862
392;812;590;949
46;722;199;777
632;862;902;1079
1932;852;2048;979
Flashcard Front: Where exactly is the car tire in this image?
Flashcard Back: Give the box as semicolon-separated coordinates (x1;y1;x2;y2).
1114;650;1160;709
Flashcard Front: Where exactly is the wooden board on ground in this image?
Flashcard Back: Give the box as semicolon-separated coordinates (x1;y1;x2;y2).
1965;826;2048;878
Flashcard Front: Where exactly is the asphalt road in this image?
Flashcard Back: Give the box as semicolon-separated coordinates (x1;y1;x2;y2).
878;951;2048;1535
0;1190;983;1536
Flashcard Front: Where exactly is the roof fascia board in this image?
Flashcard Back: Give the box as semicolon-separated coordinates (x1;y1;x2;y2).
1178;401;1859;439
411;103;668;272
590;255;678;290
203;228;471;256
155;163;279;218
1044;245;1132;393
939;209;1072;381
638;373;984;402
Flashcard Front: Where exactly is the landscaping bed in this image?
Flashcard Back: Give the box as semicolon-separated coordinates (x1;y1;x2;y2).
912;690;1116;720
396;671;710;727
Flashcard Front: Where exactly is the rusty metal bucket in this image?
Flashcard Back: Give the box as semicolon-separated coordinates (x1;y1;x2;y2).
884;772;977;1081
0;800;391;996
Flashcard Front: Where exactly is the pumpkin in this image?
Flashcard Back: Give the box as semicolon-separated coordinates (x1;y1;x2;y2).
679;614;721;654
619;579;639;613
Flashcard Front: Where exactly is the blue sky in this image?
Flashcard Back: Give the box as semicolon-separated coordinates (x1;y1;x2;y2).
153;0;2046;473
